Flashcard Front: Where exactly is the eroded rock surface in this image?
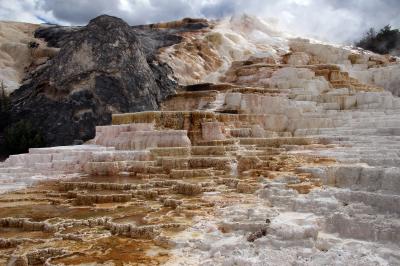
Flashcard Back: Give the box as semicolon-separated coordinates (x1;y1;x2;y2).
9;15;207;146
0;21;59;95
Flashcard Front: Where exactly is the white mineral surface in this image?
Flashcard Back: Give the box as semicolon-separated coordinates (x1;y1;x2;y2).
1;15;400;265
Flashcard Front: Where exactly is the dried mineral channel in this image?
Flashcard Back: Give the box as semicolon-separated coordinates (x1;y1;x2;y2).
1;14;400;265
0;176;213;265
0;148;331;265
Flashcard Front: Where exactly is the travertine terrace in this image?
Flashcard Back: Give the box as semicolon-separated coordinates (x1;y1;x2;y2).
1;15;400;265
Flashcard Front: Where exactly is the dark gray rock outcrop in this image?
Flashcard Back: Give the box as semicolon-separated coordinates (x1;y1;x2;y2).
10;15;193;146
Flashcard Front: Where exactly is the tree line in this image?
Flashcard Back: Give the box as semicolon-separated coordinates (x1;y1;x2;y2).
355;25;400;55
0;81;45;156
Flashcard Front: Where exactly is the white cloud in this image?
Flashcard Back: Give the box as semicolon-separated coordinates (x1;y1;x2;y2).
0;0;399;43
0;0;40;23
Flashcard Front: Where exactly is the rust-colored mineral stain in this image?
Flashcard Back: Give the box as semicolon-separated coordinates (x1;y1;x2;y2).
0;149;336;263
52;237;170;265
0;227;53;239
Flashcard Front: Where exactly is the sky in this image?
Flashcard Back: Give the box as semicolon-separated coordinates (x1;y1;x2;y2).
0;0;399;44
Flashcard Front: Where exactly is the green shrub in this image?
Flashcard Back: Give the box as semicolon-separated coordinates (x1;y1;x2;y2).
4;120;45;154
27;41;39;49
0;81;45;155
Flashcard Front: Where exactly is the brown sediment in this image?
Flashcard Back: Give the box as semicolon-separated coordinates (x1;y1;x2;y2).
0;171;213;264
52;237;170;265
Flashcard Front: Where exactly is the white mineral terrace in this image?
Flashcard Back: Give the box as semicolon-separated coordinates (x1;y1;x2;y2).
1;15;400;265
164;91;400;265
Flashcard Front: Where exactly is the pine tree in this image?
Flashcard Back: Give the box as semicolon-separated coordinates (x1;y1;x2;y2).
356;25;400;55
0;81;10;131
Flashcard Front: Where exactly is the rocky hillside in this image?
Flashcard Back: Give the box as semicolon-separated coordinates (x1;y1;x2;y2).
4;15;208;146
0;22;45;94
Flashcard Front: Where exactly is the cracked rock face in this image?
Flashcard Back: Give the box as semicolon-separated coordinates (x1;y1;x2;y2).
9;15;185;146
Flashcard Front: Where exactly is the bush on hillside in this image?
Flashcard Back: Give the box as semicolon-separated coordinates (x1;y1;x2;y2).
0;81;10;131
0;81;46;156
355;25;400;55
4;120;45;155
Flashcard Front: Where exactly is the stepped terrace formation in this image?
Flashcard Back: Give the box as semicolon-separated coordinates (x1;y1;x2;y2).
0;15;400;265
